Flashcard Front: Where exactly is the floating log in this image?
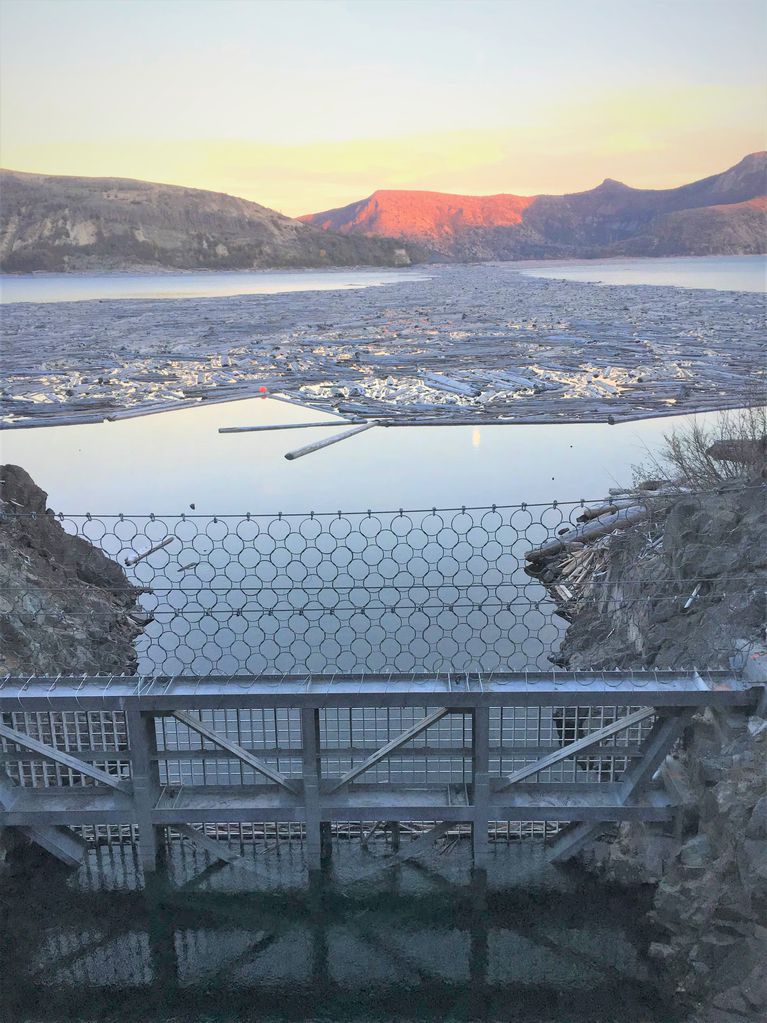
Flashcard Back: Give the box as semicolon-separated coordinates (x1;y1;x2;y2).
219;420;355;434
577;499;636;522
421;373;479;397
268;392;350;419
124;535;175;566
525;505;648;562
284;422;375;461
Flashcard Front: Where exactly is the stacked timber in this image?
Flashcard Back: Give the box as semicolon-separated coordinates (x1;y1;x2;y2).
524;488;669;621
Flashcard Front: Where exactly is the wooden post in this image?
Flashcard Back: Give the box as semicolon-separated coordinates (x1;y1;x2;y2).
127;706;161;874
472;706;490;869
389;820;401;852
301;706;323;872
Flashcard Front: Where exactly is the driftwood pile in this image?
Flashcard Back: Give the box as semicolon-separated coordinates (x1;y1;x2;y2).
523;487;666;622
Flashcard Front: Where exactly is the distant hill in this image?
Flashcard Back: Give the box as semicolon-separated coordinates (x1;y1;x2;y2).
0;171;413;272
300;153;767;260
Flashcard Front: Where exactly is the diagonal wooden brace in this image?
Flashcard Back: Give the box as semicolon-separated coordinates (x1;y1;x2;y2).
0;721;131;791
172;711;299;794
0;767;87;866
619;708;694;802
496;706;656;790
327;707;451;792
546;707;692;863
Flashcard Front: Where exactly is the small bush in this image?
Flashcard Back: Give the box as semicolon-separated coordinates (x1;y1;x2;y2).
636;403;767;489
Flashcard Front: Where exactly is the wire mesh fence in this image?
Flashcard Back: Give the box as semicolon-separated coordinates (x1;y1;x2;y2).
2;502;595;675
1;484;763;677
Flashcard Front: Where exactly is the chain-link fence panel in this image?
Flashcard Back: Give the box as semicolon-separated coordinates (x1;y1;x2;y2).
2;502;595;675
3;484;762;676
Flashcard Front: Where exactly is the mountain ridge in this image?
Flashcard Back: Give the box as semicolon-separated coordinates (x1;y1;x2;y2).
2;155;763;272
0;170;414;273
300;153;767;260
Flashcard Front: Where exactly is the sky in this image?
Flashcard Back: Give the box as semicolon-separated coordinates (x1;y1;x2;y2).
1;0;765;216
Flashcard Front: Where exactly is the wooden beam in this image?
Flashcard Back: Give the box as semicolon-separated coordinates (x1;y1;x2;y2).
496;707;656;790
327;707;451;792
219;421;355;434
172;711;299;794
284;422;375;460
0;722;130;792
174;824;241;864
525;505;648;562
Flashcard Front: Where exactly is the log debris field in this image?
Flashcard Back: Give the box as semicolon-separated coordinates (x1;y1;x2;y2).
1;264;764;428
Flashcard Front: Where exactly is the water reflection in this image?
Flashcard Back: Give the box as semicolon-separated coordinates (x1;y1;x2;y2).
0;398;733;515
0;269;429;305
2;842;681;1023
517;254;766;293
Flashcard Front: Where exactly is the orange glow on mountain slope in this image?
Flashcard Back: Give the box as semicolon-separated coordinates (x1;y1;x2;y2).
300;189;537;240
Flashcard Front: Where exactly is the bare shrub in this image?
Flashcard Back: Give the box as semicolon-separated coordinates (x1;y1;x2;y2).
635;404;767;489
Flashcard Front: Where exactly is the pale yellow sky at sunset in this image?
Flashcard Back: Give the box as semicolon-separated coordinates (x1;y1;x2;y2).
1;0;765;216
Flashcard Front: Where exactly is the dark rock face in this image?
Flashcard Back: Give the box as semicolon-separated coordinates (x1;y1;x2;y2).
0;464;142;674
302;152;767;260
582;712;767;1023
558;486;767;672
0;171;414;272
555;483;767;1022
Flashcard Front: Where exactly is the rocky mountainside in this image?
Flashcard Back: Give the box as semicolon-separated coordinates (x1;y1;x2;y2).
301;153;767;260
0;171;413;272
532;478;767;1023
0;464;143;674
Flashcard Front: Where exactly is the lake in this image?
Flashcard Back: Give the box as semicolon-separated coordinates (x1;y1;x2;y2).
1;398;733;679
517;253;766;293
1;839;681;1023
0;267;430;305
3;255;763;308
1;257;734;1023
0;395;725;513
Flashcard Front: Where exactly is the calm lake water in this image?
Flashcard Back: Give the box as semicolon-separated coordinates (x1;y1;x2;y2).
0;267;429;304
3;396;714;679
0;396;731;513
3;255;762;305
517;253;766;293
1;840;682;1023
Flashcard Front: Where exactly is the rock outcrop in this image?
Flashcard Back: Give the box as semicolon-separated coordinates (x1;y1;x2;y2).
0;170;414;272
301;152;767;261
0;464;143;674
0;464;146;873
552;485;767;671
580;706;767;1023
544;482;767;1022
